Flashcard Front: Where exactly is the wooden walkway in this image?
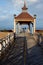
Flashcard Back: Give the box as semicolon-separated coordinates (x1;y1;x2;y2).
1;33;43;65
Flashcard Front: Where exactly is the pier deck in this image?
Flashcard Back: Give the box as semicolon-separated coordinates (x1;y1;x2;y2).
0;33;43;65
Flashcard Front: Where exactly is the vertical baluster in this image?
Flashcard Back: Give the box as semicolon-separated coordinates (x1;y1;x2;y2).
8;33;10;42
5;37;8;48
2;39;6;50
1;39;6;57
0;39;3;56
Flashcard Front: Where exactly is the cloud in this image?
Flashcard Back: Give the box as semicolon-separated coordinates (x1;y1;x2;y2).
0;0;43;29
0;15;6;19
0;14;12;21
11;0;38;13
11;0;39;10
12;0;24;7
29;0;38;3
36;4;43;9
0;15;6;21
27;0;38;5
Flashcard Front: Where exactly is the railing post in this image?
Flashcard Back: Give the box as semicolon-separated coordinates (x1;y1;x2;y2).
0;39;3;57
2;39;6;49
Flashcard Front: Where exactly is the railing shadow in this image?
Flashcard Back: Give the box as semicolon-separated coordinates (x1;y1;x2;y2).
26;34;43;65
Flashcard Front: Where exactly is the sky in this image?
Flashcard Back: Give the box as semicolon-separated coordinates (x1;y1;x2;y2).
0;0;43;30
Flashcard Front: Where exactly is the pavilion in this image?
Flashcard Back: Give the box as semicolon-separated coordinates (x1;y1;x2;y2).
14;1;36;34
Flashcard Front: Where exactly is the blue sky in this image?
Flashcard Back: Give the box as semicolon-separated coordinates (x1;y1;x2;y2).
0;0;43;30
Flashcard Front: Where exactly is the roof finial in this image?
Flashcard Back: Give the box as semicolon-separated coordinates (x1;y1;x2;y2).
22;0;28;10
24;0;26;7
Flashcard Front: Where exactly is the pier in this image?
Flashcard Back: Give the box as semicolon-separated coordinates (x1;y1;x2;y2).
0;32;43;65
0;1;43;65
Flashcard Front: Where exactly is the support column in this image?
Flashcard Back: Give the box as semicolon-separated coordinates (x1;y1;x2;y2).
29;24;30;31
32;23;34;34
29;24;30;33
28;24;30;33
17;23;20;34
33;14;36;33
18;23;21;33
16;23;18;34
14;18;16;33
33;19;36;33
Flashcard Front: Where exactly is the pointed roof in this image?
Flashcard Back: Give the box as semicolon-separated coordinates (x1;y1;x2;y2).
15;12;34;21
15;1;34;23
22;1;28;10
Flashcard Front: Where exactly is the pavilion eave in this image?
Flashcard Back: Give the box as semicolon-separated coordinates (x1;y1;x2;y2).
15;19;34;23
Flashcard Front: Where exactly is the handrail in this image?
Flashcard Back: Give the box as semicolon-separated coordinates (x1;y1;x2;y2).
0;33;14;57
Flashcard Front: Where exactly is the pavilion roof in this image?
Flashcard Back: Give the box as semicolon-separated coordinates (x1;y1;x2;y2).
15;12;34;22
